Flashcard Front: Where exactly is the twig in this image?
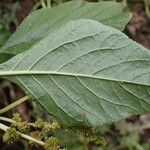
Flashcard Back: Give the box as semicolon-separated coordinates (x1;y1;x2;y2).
0;96;28;114
144;0;150;17
0;122;44;146
0;116;16;124
41;0;47;8
0;116;34;126
47;0;51;8
123;0;128;7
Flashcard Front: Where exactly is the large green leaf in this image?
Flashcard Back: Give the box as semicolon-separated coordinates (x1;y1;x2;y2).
0;0;131;64
0;19;149;127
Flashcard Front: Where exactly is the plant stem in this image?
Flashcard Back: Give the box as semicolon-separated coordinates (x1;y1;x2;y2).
123;0;128;7
0;122;45;146
0;96;28;114
47;0;51;8
0;116;34;126
32;2;41;11
41;0;47;8
0;116;16;124
144;0;150;17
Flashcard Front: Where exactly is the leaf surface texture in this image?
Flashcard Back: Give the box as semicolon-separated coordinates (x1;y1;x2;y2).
0;19;149;126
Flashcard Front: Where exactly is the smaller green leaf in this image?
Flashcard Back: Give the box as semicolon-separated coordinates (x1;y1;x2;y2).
0;0;131;64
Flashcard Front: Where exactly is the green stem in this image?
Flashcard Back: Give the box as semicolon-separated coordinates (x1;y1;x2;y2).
32;2;41;11
123;0;128;7
144;0;150;17
47;0;51;8
0;122;44;146
0;116;34;126
41;0;47;8
0;116;16;124
0;96;28;114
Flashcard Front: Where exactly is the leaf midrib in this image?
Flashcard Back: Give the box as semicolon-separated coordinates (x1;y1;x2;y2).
0;71;149;86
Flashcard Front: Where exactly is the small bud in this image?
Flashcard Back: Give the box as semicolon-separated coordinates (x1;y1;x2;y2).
29;131;43;146
3;127;20;144
12;113;29;132
44;137;59;150
44;121;60;132
51;121;61;130
12;113;22;122
66;126;107;146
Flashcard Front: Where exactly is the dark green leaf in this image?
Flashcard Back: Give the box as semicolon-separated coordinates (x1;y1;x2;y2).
1;19;149;127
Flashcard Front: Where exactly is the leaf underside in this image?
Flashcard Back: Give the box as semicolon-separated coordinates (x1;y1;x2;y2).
0;19;150;127
0;0;131;64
